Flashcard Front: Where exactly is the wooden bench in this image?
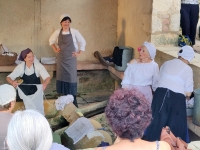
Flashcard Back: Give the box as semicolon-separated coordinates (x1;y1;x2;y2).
0;61;107;72
0;61;108;81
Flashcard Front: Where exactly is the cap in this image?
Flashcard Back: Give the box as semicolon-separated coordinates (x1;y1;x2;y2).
18;48;32;61
143;42;156;59
60;14;70;22
0;84;16;106
178;45;195;62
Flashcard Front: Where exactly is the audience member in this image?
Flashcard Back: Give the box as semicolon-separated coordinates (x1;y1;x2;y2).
0;84;16;150
6;110;69;150
95;88;170;150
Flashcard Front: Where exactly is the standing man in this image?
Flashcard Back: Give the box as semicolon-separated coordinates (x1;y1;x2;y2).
0;84;16;149
181;0;199;48
49;14;86;107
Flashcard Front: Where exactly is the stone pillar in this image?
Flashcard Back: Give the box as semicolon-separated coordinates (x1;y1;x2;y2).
151;0;181;46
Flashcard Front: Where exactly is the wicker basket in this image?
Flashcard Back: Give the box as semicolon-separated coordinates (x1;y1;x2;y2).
0;44;18;66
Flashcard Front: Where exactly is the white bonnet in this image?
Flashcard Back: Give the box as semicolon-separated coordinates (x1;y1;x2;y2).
178;45;195;62
60;14;70;22
143;41;156;59
0;84;16;106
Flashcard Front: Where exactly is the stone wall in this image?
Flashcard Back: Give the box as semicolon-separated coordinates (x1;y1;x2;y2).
0;70;114;99
0;0;118;61
151;0;181;46
117;0;153;59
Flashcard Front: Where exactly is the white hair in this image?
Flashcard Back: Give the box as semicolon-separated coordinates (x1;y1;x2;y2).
7;110;53;150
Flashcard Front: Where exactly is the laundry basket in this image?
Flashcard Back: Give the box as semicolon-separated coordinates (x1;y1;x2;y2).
0;44;17;66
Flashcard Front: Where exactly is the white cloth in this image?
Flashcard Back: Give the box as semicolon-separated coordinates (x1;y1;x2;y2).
0;44;9;54
121;60;159;91
17;84;44;115
51;143;70;150
181;0;199;4
7;61;50;81
188;141;200;150
60;14;70;22
0;84;16;106
49;28;86;51
186;97;194;108
156;59;193;95
86;131;105;140
143;42;156;59
124;85;153;103
55;95;74;111
178;45;195;62
65;117;94;144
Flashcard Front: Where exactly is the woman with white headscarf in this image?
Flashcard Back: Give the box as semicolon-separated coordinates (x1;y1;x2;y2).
121;41;159;103
144;45;195;143
49;14;86;108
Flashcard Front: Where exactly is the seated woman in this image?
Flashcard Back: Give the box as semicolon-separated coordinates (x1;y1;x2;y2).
6;48;50;91
95;88;170;150
144;45;195;143
6;48;51;114
6;109;69;150
121;42;159;102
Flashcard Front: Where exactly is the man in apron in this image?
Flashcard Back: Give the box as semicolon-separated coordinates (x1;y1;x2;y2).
49;14;86;108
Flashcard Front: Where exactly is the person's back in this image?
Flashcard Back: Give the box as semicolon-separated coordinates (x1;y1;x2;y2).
0;84;16;150
157;58;192;95
0;112;13;149
95;89;171;150
95;138;170;150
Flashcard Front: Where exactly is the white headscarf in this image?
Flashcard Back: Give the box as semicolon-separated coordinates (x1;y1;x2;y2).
0;84;16;106
143;42;156;59
60;14;70;22
178;45;195;62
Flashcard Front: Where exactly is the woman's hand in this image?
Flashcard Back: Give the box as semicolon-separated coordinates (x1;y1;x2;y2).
54;47;60;53
12;80;19;88
72;50;81;58
42;83;47;91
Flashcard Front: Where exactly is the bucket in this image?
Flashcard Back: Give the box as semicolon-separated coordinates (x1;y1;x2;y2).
114;46;133;72
193;88;200;126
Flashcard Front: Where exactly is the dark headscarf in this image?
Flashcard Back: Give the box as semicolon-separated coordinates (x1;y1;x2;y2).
18;48;32;61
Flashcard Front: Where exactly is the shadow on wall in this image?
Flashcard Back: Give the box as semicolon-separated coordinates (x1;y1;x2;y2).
118;19;126;46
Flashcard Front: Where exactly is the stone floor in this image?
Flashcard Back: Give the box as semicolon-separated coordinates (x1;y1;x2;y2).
193;39;200;53
189;129;200;141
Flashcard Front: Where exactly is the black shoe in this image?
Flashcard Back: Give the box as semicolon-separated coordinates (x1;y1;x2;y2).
94;51;114;67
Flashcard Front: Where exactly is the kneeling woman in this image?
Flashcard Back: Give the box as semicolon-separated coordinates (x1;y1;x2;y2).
6;48;50;114
144;45;195;143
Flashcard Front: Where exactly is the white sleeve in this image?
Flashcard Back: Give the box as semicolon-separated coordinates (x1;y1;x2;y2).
36;63;50;80
74;29;86;51
7;64;23;80
49;30;60;45
184;68;194;93
121;64;131;86
152;63;159;91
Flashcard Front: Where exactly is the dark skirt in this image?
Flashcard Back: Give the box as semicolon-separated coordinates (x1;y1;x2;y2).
56;80;77;95
144;87;189;143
